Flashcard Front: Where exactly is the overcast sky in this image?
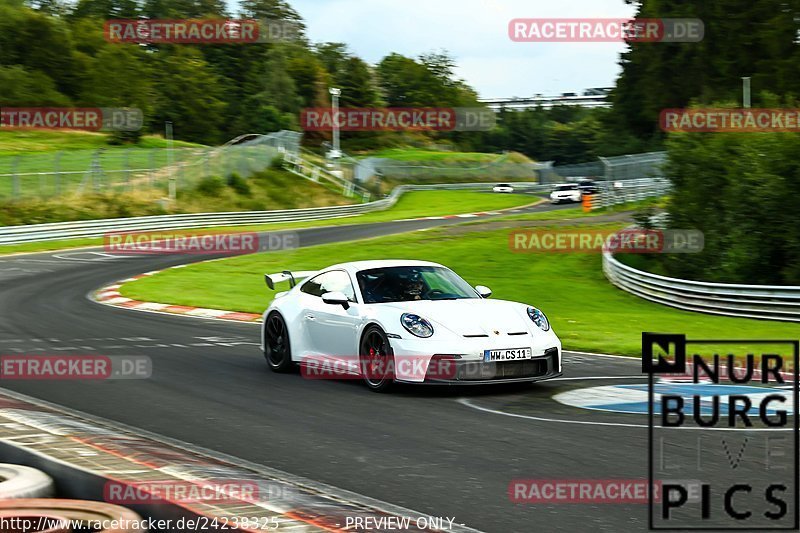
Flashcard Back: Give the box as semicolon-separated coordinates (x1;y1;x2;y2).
281;0;638;98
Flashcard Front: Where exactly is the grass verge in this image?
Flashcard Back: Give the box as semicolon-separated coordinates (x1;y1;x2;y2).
121;222;800;356
363;148;531;163
0;129;200;154
0;190;539;255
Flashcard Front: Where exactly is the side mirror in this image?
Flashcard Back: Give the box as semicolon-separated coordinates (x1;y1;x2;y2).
475;285;492;298
322;291;350;309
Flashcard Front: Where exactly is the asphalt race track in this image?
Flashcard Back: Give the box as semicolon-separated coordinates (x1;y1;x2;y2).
0;202;793;532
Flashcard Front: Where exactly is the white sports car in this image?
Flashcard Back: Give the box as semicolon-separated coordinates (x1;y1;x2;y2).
492;183;515;193
261;260;562;392
550;183;583;204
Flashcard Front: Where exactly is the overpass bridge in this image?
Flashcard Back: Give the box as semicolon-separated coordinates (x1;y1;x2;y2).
479;89;611;111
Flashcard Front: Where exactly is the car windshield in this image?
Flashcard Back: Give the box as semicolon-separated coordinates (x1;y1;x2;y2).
357;266;479;303
497;183;511;187
555;184;577;191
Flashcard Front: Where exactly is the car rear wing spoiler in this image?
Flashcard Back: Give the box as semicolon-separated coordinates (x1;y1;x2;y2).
265;270;316;290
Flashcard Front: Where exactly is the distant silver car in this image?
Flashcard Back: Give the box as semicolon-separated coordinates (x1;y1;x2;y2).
550;184;582;204
492;183;514;193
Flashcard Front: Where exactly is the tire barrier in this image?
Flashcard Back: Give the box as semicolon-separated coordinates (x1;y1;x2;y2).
0;464;55;500
0;499;145;533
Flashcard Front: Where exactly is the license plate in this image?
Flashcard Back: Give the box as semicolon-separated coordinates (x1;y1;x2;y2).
483;348;533;362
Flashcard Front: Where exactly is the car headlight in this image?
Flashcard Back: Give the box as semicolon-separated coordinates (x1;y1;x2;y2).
527;307;550;331
401;313;434;338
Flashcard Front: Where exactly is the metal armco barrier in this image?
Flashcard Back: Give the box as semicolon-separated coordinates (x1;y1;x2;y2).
0;178;661;246
603;251;800;322
0;182;548;245
591;178;671;210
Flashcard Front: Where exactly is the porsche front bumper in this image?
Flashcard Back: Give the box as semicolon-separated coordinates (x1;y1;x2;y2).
388;331;562;384
419;347;561;384
392;347;560;385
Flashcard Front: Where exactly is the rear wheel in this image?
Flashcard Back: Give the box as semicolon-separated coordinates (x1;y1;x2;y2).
264;312;293;372
359;326;394;392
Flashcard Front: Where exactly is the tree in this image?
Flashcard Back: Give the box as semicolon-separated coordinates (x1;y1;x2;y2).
315;42;348;78
338;57;378;107
141;0;227;18
26;0;70;16
0;65;70;105
152;48;227;144
80;45;154;114
254;46;303;114
71;0;139;19
287;51;329;108
612;0;800;139
240;0;305;40
0;5;79;96
659;116;800;285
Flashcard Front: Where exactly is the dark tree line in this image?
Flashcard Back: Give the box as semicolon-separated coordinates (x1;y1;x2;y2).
616;0;800;284
7;0;800;182
0;0;483;145
613;0;800;140
0;0;631;163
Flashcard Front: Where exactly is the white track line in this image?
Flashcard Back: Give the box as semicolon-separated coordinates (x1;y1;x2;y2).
457;397;794;432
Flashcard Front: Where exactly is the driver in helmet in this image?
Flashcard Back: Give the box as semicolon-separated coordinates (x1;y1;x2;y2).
397;271;425;301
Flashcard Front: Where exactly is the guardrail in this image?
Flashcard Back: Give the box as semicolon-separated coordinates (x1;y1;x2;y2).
590;178;671;210
0;182;547;245
283;151;371;200
0;178;660;246
603;251;800;322
364;153;544;183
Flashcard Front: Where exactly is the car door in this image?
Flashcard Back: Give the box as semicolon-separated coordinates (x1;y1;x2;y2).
300;270;362;367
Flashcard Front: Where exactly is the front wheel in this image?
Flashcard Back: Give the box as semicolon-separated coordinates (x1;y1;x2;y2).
359;325;394;392
264;312;294;372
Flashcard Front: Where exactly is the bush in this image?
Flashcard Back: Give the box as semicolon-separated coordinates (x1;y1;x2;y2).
0;193;168;226
226;173;251;196
632;206;657;231
270;154;285;170
107;130;143;145
663;129;800;284
196;175;226;196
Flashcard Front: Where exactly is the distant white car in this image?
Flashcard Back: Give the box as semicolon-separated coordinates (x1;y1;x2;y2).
261;260;562;392
492;183;514;193
550;184;582;204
